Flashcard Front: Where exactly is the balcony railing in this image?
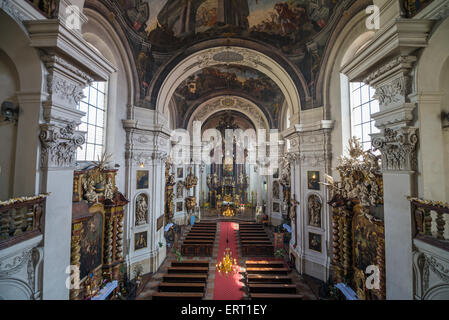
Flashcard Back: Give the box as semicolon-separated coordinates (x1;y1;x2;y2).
410;197;449;250
0;194;48;250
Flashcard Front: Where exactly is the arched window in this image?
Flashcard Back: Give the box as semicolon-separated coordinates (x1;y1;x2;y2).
76;81;108;161
349;81;379;151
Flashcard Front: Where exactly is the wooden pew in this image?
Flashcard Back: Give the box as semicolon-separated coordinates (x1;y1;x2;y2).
162;274;208;283
158;282;206;293
246;260;285;268
152;292;204;300
245;267;289;275
249;283;297;294
167;266;209;274
247;274;292;284
242;245;274;256
170;260;209;267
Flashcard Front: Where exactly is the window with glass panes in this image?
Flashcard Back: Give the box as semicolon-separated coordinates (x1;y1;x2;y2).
77;81;107;161
349;82;380;151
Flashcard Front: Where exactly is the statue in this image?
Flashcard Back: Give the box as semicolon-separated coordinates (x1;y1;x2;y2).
289;196;299;221
83;177;98;203
308;195;322;228
176;181;184;198
136;195;148;226
273;181;280;199
104;175;115;200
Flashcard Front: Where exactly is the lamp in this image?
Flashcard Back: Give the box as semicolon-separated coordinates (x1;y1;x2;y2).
1;101;18;123
216;226;238;275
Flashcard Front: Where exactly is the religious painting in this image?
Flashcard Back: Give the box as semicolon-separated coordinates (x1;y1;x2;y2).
273;202;280;213
136;170;149;189
174;65;284;124
157;215;164;231
177;167;183;179
134;231;148;251
307;171;320;190
79;212;104;280
176;202;183;212
308;232;322;253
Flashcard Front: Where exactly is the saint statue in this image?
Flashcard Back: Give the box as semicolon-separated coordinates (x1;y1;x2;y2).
136;195;148;225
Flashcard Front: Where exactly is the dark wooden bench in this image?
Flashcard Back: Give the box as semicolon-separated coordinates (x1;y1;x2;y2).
246;260;285;268
170;260;209;267
181;243;214;256
152;292;204;300
242;244;274;257
247;274;292;284
158;282;206;293
249;283;297;294
246;267;288;275
162;274;208;283
250;293;303;300
167;266;209;274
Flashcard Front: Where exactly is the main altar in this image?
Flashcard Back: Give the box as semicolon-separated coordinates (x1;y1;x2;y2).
205;113;250;217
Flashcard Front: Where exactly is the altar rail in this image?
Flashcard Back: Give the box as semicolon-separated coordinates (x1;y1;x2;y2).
410;197;449;250
0;195;47;250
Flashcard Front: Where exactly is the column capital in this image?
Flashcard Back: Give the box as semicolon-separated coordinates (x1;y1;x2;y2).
39;122;85;169
372;126;419;172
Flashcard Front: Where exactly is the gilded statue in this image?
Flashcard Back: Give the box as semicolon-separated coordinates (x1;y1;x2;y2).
83;176;98;203
104;175;115;200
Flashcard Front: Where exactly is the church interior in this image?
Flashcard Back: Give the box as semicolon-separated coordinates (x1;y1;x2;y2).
0;0;449;301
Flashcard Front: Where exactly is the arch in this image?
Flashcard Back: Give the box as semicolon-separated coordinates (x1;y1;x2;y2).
0;10;44;197
156;46;302;121
0;278;33;300
422;284;449;300
186;96;270;134
415;15;449;201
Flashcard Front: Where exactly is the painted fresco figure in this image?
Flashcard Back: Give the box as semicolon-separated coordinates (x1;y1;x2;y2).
157;0;208;37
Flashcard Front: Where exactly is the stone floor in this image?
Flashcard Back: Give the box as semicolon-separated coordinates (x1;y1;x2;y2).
136;221;319;300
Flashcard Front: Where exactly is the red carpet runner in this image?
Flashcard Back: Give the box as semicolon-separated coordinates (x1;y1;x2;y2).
213;222;243;300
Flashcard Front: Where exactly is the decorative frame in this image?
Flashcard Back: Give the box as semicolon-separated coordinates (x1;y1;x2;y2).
307;171;320;190
176;202;183;212
272;202;280;213
308;232;322;253
136;170;149;189
134;231;148;251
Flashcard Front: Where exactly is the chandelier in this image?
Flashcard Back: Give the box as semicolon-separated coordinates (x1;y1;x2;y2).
216;248;238;275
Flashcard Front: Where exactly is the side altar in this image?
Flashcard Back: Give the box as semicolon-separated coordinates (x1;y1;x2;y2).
70;161;129;300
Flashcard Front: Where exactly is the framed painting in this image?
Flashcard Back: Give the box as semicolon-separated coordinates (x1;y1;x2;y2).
176;202;183;212
307;171;320;190
309;232;322;253
134;231;147;251
136;170;149;189
272;202;280;213
157;215;164;231
79;211;104;280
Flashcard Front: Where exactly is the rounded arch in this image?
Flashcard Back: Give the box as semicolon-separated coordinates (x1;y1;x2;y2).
156;46;302;121
186;96;270;134
422;284;449;300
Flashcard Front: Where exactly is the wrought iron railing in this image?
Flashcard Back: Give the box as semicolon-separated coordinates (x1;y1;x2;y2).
0;194;48;250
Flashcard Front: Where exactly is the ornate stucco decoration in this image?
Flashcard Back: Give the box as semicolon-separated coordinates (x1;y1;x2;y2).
373;76;411;106
372;127;418;172
325;138;383;210
191;96;268;131
39;122;86;168
194;47;263;70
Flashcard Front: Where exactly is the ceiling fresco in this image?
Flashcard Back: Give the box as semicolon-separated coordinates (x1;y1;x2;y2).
107;0;355;115
173;64;284;128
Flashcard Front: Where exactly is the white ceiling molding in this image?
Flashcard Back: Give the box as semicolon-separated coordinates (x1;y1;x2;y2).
187;96;270;134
